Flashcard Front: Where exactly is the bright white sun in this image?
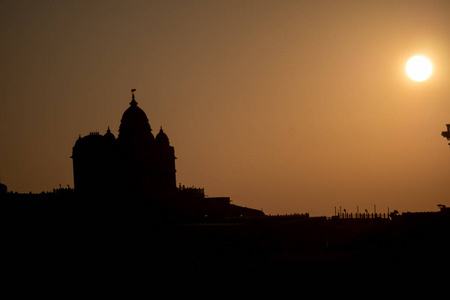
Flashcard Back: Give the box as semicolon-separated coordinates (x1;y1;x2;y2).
406;56;432;81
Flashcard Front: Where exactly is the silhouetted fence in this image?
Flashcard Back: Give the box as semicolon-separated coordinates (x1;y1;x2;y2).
336;212;389;219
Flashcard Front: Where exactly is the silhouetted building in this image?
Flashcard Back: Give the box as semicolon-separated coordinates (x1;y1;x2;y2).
0;182;7;197
72;92;176;199
71;90;264;221
71;130;118;196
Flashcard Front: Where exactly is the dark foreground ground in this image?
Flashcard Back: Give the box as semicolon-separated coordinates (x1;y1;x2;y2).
4;199;450;282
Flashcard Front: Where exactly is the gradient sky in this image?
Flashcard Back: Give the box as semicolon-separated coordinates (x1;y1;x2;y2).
1;0;450;216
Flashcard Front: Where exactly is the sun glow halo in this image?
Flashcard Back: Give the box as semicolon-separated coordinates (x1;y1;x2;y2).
406;56;432;82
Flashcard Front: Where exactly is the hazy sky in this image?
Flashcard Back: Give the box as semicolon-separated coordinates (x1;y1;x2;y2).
1;0;450;216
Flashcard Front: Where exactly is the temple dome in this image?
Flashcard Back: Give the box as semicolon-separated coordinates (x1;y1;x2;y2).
155;127;170;147
118;93;154;141
104;126;115;141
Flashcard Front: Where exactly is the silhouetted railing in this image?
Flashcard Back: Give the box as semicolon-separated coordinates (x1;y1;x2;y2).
266;213;309;218
335;212;388;219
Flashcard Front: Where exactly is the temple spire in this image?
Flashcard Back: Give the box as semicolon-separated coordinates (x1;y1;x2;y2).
130;88;137;106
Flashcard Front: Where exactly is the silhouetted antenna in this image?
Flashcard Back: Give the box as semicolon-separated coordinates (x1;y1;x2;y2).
131;88;136;93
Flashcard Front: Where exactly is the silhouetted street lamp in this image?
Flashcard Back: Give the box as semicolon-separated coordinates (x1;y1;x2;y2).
443;124;450;146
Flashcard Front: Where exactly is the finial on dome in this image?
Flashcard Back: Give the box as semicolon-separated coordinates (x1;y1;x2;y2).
107;126;111;133
130;88;138;106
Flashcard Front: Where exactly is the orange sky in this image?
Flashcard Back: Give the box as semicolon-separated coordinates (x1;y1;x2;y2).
1;0;450;216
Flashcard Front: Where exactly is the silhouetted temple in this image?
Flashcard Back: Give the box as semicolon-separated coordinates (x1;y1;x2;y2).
1;116;449;275
72;92;176;198
71;90;263;221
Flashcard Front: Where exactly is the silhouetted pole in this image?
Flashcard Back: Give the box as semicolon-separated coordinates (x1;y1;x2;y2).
442;124;450;146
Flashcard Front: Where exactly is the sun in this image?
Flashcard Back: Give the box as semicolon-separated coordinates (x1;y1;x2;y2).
406;56;432;81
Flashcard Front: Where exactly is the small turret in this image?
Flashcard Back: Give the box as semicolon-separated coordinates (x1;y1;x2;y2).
104;126;115;141
155;126;170;147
